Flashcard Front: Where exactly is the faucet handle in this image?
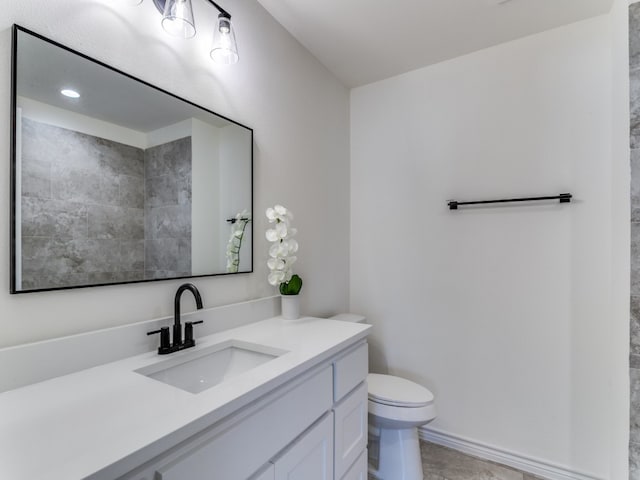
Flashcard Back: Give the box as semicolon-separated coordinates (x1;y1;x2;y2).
184;321;204;347
147;327;172;354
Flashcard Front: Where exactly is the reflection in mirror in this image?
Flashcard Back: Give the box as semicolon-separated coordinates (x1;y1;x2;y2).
11;26;253;293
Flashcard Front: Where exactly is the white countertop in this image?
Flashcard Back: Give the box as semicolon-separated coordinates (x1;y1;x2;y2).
0;316;370;480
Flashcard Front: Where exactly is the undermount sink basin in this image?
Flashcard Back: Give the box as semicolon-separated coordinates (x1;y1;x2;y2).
135;340;288;394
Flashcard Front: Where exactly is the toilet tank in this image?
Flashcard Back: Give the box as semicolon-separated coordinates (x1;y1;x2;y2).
329;313;366;324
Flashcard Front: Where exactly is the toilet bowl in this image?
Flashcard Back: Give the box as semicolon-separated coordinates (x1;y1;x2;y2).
367;373;436;480
329;314;437;480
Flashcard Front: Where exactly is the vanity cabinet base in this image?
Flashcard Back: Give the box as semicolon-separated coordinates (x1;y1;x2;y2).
117;341;368;480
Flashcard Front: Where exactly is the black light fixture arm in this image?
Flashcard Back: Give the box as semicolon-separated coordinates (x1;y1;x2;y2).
153;0;231;19
206;0;231;18
151;0;239;64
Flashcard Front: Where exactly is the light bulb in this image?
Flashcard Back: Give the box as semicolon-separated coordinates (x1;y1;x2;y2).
210;14;238;64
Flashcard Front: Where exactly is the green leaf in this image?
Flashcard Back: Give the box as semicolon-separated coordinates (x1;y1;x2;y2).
280;274;303;295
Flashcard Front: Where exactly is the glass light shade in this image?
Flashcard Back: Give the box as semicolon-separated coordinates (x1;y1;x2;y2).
210;15;239;64
162;0;196;39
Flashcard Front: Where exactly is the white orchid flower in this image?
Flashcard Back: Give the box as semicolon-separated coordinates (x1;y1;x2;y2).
267;257;286;271
226;209;251;273
274;204;290;219
266;207;277;222
275;222;288;238
266;205;293;224
269;242;286;258
266;228;279;242
268;270;285;286
265;204;301;292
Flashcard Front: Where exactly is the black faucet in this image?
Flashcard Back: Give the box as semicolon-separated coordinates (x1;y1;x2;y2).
174;283;203;346
148;283;204;354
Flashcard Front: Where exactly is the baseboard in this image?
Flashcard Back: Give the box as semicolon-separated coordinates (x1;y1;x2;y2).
419;427;604;480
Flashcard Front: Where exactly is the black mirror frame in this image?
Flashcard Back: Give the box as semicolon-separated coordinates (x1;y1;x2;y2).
9;24;254;294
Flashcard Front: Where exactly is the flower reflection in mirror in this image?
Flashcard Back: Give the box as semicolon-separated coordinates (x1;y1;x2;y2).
226;210;251;273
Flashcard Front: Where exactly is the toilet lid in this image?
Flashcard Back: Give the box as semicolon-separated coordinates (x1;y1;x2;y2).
367;373;434;407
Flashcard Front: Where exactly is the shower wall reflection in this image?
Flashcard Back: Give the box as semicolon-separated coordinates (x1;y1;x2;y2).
20;119;196;289
21;119;147;289
144;137;192;280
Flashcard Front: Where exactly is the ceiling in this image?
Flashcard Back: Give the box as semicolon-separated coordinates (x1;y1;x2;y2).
256;0;614;88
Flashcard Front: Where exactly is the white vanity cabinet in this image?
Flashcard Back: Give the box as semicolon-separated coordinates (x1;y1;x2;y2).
116;341;368;480
332;343;369;480
333;382;368;479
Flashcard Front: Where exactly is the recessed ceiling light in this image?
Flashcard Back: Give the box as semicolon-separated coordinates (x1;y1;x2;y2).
60;89;80;98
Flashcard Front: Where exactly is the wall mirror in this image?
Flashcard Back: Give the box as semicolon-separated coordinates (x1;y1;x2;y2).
10;25;253;293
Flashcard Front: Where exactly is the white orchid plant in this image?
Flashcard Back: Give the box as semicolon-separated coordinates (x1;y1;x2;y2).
226;210;251;273
266;205;302;295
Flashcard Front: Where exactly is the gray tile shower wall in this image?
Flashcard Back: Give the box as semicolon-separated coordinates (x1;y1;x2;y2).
631;4;640;478
20;118;145;289
144;137;192;279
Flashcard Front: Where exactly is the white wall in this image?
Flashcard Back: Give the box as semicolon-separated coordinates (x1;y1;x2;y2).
0;0;350;347
191;118;221;274
351;15;617;478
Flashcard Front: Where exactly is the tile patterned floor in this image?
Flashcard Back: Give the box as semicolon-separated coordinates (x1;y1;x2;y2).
369;441;546;480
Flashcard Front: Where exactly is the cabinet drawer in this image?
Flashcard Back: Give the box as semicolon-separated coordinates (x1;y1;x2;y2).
340;450;367;480
333;343;368;402
334;382;367;479
156;366;333;480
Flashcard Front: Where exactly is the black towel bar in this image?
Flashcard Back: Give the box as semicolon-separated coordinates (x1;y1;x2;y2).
448;193;572;210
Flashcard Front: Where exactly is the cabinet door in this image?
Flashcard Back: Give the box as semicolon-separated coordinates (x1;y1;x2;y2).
340;450;367;480
155;367;333;480
273;413;334;480
334;382;367;480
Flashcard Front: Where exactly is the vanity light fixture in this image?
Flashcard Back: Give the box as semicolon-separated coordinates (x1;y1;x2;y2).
210;11;238;64
60;88;80;98
161;0;196;38
143;0;239;64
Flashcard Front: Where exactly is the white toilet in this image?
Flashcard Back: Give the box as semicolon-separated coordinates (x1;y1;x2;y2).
329;314;437;480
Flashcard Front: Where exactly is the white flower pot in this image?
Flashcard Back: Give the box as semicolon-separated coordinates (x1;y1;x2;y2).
281;295;300;320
